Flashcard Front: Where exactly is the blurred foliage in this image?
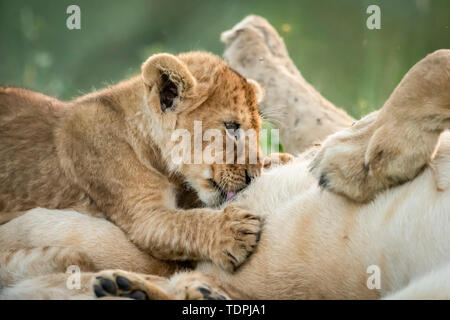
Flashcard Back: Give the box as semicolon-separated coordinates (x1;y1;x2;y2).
0;0;449;120
260;122;283;156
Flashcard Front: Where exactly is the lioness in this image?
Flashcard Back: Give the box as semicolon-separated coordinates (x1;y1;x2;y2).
1;50;449;299
0;51;264;273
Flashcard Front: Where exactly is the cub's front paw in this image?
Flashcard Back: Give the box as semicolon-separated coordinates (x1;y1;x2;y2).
211;205;262;272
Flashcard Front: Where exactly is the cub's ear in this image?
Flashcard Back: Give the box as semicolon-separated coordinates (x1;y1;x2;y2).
141;53;197;113
247;79;264;104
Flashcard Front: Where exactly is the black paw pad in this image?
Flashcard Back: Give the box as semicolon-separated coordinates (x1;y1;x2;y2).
116;275;131;291
121;290;148;300
94;284;106;298
100;278;117;295
198;287;211;296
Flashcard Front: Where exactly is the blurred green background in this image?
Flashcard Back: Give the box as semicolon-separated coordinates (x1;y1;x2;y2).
0;0;449;119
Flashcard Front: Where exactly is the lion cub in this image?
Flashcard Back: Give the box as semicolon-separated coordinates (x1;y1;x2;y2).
0;51;264;272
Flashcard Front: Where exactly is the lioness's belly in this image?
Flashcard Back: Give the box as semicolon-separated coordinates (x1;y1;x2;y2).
198;160;450;299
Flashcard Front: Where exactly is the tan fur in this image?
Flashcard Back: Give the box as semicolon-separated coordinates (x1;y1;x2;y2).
311;49;450;202
0;51;264;272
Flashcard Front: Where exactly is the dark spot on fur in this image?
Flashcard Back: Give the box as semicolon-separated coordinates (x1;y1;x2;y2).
387;176;407;185
256;230;261;242
319;174;328;189
363;163;369;173
374;150;383;162
316;118;322;125
425;114;440;121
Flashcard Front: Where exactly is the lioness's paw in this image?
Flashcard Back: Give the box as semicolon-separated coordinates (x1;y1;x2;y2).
92;270;170;300
309;112;389;202
169;272;230;300
309;128;374;202
310;112;430;202
211;205;262;272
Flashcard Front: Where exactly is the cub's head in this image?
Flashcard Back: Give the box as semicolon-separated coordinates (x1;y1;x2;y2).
141;52;263;206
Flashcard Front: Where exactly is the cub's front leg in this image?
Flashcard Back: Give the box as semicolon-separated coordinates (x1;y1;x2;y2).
125;202;262;273
62;139;261;273
311;49;450;202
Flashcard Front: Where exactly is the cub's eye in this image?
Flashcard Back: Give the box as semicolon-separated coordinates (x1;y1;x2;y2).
224;121;241;140
224;121;240;131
